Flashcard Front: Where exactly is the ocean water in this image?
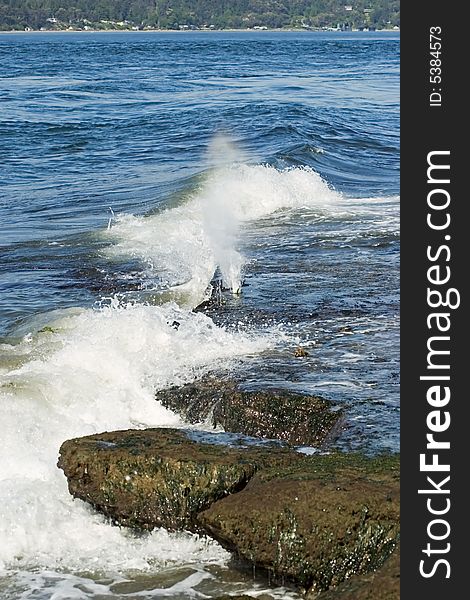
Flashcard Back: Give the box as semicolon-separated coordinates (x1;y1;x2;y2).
0;31;399;599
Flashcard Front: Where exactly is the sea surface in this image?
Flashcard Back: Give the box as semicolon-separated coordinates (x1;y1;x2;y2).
0;31;399;599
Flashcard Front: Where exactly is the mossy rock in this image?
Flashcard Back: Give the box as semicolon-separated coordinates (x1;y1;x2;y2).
57;428;295;531
198;453;400;594
58;428;399;596
156;378;342;446
312;545;400;599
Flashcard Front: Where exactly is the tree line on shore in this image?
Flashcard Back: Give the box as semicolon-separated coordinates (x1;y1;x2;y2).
0;0;400;31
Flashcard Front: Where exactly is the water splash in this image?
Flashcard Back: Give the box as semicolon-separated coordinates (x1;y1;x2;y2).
0;301;273;575
106;162;341;307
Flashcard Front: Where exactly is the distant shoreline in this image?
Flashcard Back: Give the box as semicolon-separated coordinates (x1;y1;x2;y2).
0;27;399;35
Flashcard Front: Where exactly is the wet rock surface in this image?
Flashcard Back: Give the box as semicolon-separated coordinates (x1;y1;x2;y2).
155;378;342;447
313;545;400;599
58;428;399;597
57;428;294;531
198;453;399;594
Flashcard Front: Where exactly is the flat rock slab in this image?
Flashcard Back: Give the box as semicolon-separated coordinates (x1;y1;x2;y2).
58;428;399;597
156;378;342;446
57;428;295;531
198;453;400;594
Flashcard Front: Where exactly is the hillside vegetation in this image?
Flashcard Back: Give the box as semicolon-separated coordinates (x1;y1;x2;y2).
0;1;400;31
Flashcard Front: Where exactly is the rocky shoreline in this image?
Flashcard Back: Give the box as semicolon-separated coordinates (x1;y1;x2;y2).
58;386;399;600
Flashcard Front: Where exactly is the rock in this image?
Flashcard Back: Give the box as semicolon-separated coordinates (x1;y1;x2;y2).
198;453;399;595
214;597;267;600
312;545;400;599
58;427;399;597
57;428;295;532
155;378;342;447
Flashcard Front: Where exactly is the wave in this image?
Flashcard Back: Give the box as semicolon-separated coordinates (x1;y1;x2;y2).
0;154;397;591
0;159;338;578
0;300;274;576
105;163;342;308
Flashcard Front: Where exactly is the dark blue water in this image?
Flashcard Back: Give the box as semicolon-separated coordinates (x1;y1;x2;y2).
0;31;399;598
0;31;398;329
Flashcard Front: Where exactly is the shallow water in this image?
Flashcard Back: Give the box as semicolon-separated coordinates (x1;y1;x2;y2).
0;31;399;598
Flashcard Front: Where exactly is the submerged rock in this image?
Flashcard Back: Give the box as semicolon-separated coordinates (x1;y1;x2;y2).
198;453;399;594
155;378;342;447
57;428;294;531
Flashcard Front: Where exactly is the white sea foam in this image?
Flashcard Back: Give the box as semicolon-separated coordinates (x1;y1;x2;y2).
0;157;396;597
105;163;342;307
1;160;339;593
0;302;272;578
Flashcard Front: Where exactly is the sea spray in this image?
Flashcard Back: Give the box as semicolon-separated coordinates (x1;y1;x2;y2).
0;301;273;576
105;164;342;307
0;162;341;579
205;133;248;169
0;164;396;584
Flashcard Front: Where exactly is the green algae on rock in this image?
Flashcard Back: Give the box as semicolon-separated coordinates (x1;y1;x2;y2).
155;378;342;446
58;428;399;597
313;544;400;599
198;453;400;595
57;428;294;531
